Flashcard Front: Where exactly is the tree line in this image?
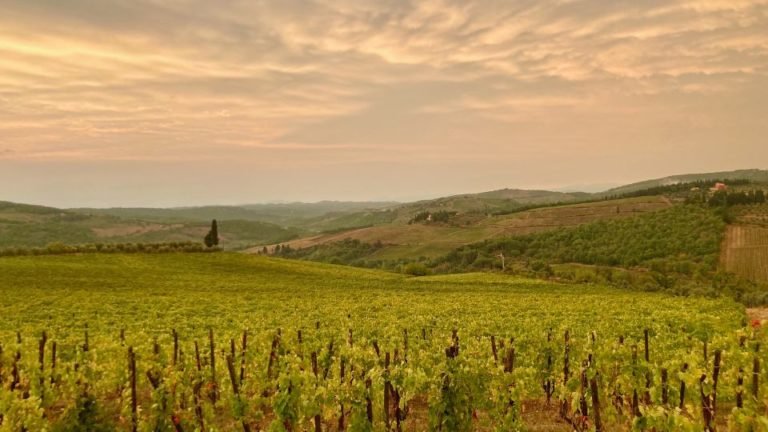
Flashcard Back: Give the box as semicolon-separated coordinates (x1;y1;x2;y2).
705;189;766;207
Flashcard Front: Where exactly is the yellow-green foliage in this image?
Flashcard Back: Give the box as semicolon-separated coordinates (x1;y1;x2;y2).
0;253;764;431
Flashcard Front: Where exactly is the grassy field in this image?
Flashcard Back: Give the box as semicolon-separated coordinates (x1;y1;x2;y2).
2;253;764;431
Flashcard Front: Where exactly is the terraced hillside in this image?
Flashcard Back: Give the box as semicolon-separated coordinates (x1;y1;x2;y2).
254;196;672;259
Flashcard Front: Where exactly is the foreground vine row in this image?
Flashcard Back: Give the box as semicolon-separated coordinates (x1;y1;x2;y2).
0;254;764;431
1;322;766;431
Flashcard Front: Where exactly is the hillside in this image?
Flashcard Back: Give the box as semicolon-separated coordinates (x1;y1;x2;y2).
0;201;299;250
4;169;766;253
436;205;724;271
73;201;398;227
263;196;672;260
391;188;590;222
603;168;768;196
73;190;590;233
259;169;768;268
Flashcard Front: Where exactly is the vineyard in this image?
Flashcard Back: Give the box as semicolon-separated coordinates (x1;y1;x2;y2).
723;225;768;283
0;253;766;431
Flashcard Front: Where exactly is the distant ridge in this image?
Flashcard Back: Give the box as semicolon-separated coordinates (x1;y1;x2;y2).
602;169;768;196
4;168;768;252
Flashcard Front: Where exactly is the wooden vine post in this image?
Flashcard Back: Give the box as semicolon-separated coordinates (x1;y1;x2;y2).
631;345;640;418
643;329;652;405
712;350;721;417
226;352;251;432
50;341;57;385
699;374;714;432
504;342;516;415
753;343;761;401
311;351;322;432
339;358;346;431
384;352;392;430
589;372;603;432
543;329;554;405
209;328;218;403
679;363;688;410
561;330;570;419
128;347;138;432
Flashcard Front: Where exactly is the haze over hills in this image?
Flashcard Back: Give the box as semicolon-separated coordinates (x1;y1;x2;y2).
73;201;398;227
602;169;768;196
0;200;301;250
1;169;766;253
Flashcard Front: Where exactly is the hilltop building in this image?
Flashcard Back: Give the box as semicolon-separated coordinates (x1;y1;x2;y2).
711;182;727;192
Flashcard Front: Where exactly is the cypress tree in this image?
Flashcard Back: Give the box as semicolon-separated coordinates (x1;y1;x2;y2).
211;220;219;246
204;219;219;248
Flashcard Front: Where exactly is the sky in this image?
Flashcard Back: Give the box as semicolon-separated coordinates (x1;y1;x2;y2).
1;0;767;207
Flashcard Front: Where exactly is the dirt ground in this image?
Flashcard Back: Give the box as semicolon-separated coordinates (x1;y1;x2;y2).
748;307;768;321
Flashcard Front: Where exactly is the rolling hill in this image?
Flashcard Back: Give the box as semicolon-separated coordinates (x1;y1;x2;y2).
602;168;768;196
0;201;300;250
256;170;768;265
3;169;767;256
72;201;398;227
257;196;673;260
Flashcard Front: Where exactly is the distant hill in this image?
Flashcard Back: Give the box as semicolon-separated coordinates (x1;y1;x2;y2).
378;188;591;226
258;167;768;265
602;169;768;196
72;201;398;227
0;201;300;250
5;168;767;253
473;188;591;202
72;190;590;236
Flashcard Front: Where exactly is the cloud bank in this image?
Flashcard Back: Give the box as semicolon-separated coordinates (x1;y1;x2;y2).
0;0;766;205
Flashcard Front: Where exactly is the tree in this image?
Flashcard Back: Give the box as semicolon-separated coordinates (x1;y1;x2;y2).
756;189;766;204
204;219;219;248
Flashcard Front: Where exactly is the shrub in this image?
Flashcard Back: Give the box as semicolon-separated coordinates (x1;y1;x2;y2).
403;263;430;276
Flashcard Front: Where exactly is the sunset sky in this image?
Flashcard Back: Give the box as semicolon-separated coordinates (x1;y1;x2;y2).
1;0;767;207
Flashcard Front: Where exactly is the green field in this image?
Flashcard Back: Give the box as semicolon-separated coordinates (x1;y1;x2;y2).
1;253;765;431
